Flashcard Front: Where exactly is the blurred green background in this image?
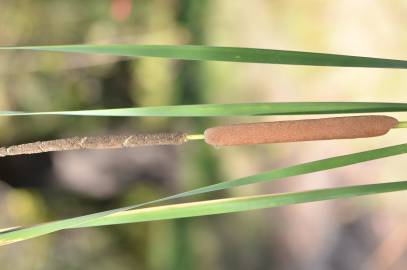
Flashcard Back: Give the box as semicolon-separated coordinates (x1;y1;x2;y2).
0;0;407;269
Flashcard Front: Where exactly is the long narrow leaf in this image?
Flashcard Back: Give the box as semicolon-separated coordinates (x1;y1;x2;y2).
2;45;407;68
2;102;407;117
1;181;406;245
77;181;407;227
0;143;405;245
154;143;407;199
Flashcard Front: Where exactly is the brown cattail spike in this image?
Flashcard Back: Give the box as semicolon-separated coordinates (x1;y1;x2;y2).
204;115;398;147
0;133;188;157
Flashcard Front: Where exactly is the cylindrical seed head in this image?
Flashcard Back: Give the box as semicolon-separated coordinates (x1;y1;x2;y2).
204;115;398;147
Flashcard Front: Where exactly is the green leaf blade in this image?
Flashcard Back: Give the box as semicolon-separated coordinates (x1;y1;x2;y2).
0;143;405;245
1;102;407;117
3;45;407;68
78;181;407;227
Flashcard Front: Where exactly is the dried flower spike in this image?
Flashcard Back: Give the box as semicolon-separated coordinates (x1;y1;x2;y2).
0;133;188;157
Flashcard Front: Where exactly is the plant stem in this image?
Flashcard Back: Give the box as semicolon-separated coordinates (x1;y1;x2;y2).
186;134;205;141
395;121;407;128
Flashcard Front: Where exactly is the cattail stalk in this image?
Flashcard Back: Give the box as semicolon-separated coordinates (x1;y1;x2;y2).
0;115;404;156
395;121;407;129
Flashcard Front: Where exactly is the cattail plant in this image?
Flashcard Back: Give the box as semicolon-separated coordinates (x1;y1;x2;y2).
0;115;406;156
0;44;406;245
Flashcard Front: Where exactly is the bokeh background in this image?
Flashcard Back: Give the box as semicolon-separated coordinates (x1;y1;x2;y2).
0;0;407;269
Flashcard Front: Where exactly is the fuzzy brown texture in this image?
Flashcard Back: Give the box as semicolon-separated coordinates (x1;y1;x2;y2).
204;116;398;146
0;133;188;157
